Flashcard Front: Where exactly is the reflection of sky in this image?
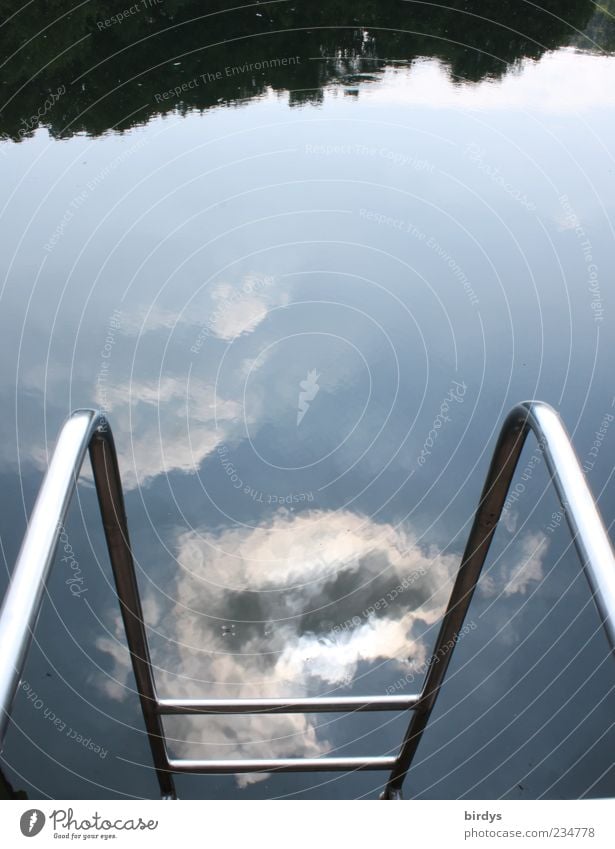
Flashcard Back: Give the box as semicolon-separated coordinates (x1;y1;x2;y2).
356;51;615;112
1;45;615;799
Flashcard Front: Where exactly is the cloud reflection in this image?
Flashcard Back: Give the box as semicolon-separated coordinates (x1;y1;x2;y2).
95;375;243;489
96;509;548;785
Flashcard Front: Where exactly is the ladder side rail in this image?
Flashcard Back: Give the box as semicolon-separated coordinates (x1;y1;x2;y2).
89;422;176;798
0;409;175;799
382;400;615;798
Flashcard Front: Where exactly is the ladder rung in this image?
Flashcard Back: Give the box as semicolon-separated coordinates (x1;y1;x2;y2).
157;695;419;715
167;756;397;773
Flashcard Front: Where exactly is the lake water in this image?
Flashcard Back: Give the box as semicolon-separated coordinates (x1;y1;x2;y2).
1;1;615;799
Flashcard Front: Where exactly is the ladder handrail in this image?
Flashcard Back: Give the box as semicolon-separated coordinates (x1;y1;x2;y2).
1;401;614;799
382;400;615;798
0;410;176;798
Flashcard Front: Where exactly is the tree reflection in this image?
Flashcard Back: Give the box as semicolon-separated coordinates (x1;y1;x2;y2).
0;0;597;140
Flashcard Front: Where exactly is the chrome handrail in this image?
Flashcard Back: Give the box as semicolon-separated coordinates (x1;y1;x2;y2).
0;410;175;799
381;401;615;798
0;410;421;797
1;402;614;799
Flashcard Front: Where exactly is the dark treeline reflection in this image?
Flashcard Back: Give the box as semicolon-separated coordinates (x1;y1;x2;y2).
0;0;600;140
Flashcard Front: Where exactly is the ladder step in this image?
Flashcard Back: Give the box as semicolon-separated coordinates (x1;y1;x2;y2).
157;695;418;715
167;756;397;773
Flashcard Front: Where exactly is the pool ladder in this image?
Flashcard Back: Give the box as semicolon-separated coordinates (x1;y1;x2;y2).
1;401;615;799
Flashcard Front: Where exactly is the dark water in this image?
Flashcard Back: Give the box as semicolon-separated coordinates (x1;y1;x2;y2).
1;1;615;799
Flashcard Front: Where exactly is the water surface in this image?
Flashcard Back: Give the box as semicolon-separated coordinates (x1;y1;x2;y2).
1;1;615;799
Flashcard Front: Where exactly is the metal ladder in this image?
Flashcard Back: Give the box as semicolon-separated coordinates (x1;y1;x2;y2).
1;401;615;799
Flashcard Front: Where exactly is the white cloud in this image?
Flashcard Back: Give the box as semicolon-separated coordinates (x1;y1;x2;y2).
96;509;459;786
480;530;549;599
95;374;244;488
120;272;283;342
502;531;548;597
96;518;552;785
207;279;283;341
